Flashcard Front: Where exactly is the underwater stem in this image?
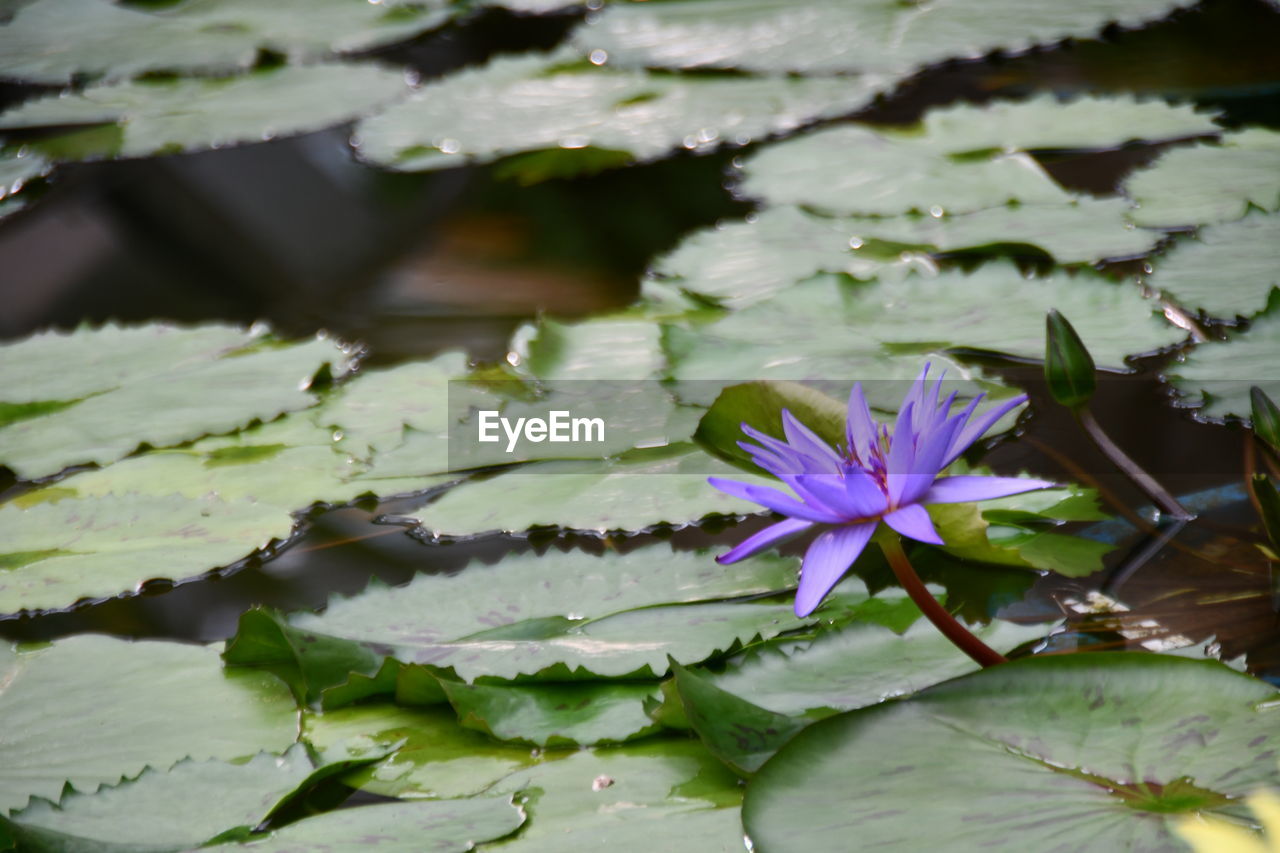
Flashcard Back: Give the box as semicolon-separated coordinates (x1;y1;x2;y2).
879;535;1007;668
1076;408;1193;521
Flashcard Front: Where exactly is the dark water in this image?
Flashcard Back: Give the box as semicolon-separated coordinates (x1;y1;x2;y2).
1;1;1278;679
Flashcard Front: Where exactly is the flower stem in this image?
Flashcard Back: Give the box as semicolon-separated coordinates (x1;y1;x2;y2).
1076;407;1193;521
878;535;1007;668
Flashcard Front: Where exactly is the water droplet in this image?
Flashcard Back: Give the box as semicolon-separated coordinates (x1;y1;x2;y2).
566;612;585;620
248;320;270;336
506;351;521;366
730;156;743;169
332;430;344;442
589;49;608;65
849;236;863;249
735;133;751;145
260;128;275;141
1142;263;1153;274
929;205;944;218
592;775;615;791
298;377;312;391
530;748;542;758
438;138;461;154
697;127;717;144
682;134;698;150
404;69;421;87
744;212;759;224
559;135;589;149
585;0;603;8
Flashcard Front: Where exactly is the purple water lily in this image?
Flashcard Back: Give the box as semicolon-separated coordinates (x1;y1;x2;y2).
709;367;1055;617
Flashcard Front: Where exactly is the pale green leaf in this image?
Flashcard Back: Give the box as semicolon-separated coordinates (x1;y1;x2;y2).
1149;209;1280;320
1165;308;1280;420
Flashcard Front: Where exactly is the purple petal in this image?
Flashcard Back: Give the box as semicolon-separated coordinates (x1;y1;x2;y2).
786;473;853;519
923;475;1057;504
707;477;845;524
794;523;877;616
943;394;1027;467
845;384;877;463
844;468;889;519
781;409;842;468
716;517;813;564
742;424;832;474
882;504;945;545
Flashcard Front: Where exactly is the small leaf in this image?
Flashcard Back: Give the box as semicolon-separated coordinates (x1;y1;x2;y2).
1044;309;1097;410
1251;386;1280;455
694;380;847;471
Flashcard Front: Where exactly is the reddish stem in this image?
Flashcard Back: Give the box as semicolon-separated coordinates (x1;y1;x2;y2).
879;535;1007;668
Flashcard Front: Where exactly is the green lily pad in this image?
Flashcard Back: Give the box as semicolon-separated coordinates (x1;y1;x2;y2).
3;748;314;852
0;635;298;815
655;201;1160;310
1148;210;1280;321
304;704;553;799
1165;308;1280;421
0;63;407;159
439;679;662;747
708;618;1052;717
0;323;352;480
281;543;814;681
0;0;452;84
216;797;525;852
511;317;667;381
930;500;1114;577
411;444;771;536
573;0;1191;75
0;493;295;614
1125;129;1280;228
742;654;1280;852
353;47;886;173
668;268;1180;402
482;739;744;852
738;96;1217;217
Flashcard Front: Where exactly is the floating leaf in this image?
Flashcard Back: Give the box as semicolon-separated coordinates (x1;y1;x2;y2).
3;748;314;851
0;63;407;159
0;493;295;614
281;544;815;681
1166;308;1280;420
738;96;1217;217
412;444;770;537
0;323;352;480
668;269;1180;404
694;379;848;471
213;797;525;852
511;318;666;381
707;618;1052;717
0;0;452;84
1148;210;1280;320
743;654;1280;852
1125;128;1280;228
930;500;1113;577
574;0;1193;75
354;48;886;173
482;740;744;852
654;201;1159;309
0;635;297;814
439;679;662;747
304;705;552;799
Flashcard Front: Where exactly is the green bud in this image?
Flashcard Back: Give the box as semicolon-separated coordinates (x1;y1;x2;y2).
1044;309;1096;410
1252;474;1280;552
1250;386;1280;455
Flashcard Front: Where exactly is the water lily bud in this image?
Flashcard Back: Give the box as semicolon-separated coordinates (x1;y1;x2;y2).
1250;386;1280;455
1252;474;1280;551
1044;309;1096;410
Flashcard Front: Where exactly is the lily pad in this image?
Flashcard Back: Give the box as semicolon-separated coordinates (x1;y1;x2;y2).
654;201;1161;309
438;679;662;746
412;444;771;537
482;740;744;852
0;635;298;815
1148;209;1280;320
707;617;1052;717
738;96;1217;217
0;493;295;614
510;317;667;381
3;748;314;852
0;63;408;159
1165;308;1280;421
354;48;886;172
0;323;352;480
0;0;452;84
742;654;1280;852
304;705;552;799
217;797;525;852
574;0;1192;75
1125;128;1280;228
668;268;1181;401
